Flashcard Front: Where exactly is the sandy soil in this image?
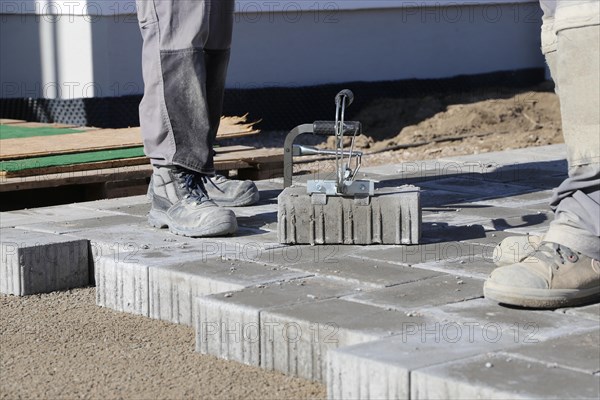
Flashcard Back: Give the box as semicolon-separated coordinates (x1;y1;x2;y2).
227;84;563;173
0;288;325;400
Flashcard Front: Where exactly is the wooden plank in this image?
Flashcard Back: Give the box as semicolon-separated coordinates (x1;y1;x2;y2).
0;147;275;179
212;148;283;163
0;164;155;192
0;148;282;192
0;118;258;160
4;122;76;129
0;128;142;160
214;145;256;154
1;157;151;178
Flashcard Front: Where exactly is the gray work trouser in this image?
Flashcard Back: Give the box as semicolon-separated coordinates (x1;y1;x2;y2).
541;2;600;260
135;0;234;174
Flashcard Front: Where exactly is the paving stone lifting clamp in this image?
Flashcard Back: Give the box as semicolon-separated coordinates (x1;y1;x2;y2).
278;90;422;245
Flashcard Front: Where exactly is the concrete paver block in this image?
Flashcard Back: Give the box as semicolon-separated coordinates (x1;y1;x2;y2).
411;353;600;400
419;176;533;199
260;298;427;382
426;298;599;341
562;303;600;322
503;329;600;374
0;228;88;295
290;256;442;288
14;215;145;235
278;186;421;245
149;254;310;326
408;254;497;280
95;245;311;322
0;211;49;228
358;241;492;267
195;277;361;366
95;251;150;316
346;275;483;310
327;325;522;400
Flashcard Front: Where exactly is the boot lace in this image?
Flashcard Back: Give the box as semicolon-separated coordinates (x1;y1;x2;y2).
174;168;209;204
533;242;579;271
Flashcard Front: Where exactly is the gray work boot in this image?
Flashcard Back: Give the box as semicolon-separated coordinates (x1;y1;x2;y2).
493;234;543;267
484;242;600;308
148;166;237;237
202;175;260;207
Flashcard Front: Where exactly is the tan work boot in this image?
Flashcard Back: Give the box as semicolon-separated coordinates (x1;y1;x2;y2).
484;242;600;308
148;166;238;237
493;234;543;267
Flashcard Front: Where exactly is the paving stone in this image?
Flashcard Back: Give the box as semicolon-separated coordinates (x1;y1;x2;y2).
260;298;427;382
232;205;279;231
327;325;522;400
413;254;497;280
421;209;490;228
503;329;600;374
148;252;311;326
419;189;481;207
421;223;489;244
278;185;421;245
562;303;600;321
94;250;151;316
357;241;492;267
0;228;88;296
104;203;152;217
290;256;441;288
500;212;554;236
195;277;361;366
418;176;534;199
17;204;118;223
70;195;149;211
426;298;599;341
363;159;474;179
410;353;600;400
95;244;310;322
346;275;483;310
437;144;567;165
14;215;145;235
459;229;520;247
470;189;554;209
0;211;49;228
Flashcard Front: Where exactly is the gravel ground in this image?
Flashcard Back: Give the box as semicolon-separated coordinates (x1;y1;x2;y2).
0;288;325;400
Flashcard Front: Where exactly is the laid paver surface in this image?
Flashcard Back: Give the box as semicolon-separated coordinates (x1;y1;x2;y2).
1;144;598;399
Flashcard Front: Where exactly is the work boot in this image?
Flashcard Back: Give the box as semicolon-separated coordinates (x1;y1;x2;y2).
493;234;543;267
148;166;237;237
484;241;600;308
202;175;260;207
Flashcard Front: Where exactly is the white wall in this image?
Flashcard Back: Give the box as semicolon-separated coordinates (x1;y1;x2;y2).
0;1;545;99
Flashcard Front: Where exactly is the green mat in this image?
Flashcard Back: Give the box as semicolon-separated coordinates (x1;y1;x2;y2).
0;125;85;140
1;147;146;173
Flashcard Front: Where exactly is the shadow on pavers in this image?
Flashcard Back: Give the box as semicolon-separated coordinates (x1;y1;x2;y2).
377;159;567;204
492;213;548;231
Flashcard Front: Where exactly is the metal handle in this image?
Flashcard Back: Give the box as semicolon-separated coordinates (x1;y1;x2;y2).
313;121;361;136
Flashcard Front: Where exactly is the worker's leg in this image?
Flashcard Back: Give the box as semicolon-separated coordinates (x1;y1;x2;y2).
484;9;600;308
136;0;240;237
544;24;600;259
136;0;234;174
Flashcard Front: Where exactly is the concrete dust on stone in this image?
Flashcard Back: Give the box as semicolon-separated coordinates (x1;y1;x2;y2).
0;288;325;400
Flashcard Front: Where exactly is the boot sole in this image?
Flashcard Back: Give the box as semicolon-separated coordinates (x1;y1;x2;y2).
148;210;237;238
212;190;260;207
484;280;600;309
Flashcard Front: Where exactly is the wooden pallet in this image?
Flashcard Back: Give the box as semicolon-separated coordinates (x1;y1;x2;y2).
0;119;283;207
